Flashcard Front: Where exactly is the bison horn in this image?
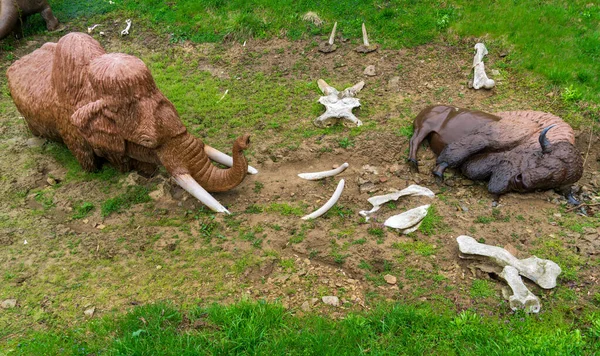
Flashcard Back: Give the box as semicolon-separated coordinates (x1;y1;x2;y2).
539;124;556;153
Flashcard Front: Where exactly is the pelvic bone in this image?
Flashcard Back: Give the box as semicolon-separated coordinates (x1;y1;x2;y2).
314;79;364;127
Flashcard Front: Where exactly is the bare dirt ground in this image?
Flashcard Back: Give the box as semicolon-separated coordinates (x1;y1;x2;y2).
0;28;599;332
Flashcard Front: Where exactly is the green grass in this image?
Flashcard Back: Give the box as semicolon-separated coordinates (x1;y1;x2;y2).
5;300;599;354
418;205;446;236
101;185;152;217
71;201;95;219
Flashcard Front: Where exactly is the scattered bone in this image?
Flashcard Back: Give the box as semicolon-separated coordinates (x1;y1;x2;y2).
368;185;435;207
355;23;378;53
384;204;430;234
457;235;561;289
217;89;229;103
302;179;345;220
173;174;230;214
121;19;132;36
87;24;100;34
302;12;323;27
298;162;349;180
500;266;541;313
471;43;495;89
319;22;337;53
203;145;258;175
314;79;364;127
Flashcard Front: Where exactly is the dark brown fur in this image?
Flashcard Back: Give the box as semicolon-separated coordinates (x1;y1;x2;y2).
7;32;249;193
410;105;583;195
0;0;60;40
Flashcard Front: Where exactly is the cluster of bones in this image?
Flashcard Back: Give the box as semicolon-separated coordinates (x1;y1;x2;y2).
3;16;584;312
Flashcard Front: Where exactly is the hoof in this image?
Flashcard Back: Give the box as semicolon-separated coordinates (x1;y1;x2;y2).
407;158;419;173
432;162;448;178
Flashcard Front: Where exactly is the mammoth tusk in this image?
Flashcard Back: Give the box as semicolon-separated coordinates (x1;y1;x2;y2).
203;144;258;174
302;179;345;220
173;174;230;214
361;23;370;46
298;162;349;180
328;22;337;45
539;124;556;153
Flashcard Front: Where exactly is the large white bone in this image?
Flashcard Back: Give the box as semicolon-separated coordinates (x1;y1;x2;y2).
302;179;345;220
500;266;541;313
359;185;435;218
384;204;430;234
472;43;495;89
203;145;258;175
173;174;230;214
298;162;348;180
314;79;364;127
457;235;561;289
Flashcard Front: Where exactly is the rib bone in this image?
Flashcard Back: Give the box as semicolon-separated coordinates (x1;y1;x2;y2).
359;185;435;219
500;266;541;313
302;179;345;220
457;235;561;289
298;162;349;180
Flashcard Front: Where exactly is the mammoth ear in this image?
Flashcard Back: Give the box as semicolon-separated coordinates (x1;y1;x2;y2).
71;100;125;155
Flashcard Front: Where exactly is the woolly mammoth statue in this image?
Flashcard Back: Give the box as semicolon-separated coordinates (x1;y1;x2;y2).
7;32;254;213
0;0;62;40
409;105;583;201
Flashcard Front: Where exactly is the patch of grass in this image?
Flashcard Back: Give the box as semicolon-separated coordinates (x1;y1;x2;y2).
34;190;55;210
470;279;496;299
392;241;437;257
253;181;264;194
266;203;305;217
44;142;121;183
418;205;446;236
10;300;597;355
101;185;152;217
72;201;95;219
475;215;494;224
337;137;354;149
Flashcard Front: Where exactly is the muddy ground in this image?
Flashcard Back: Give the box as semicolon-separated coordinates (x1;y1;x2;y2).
0;25;599;333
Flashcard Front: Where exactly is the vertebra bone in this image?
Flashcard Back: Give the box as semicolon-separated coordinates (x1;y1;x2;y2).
314;79;364;127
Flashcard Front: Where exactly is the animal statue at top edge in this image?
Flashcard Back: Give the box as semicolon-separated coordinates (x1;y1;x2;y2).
6;32;251;213
0;0;62;40
408;105;583;202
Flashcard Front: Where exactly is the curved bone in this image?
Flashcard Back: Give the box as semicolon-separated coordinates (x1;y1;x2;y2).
298;162;348;180
319;22;338;53
362;23;370;46
457;235;561;289
355;23;378;53
367;184;435;207
384;204;430;233
500;266;541;313
302;179;345;220
121;19;132;36
173;174;230;214
328;22;337;45
204;144;258;174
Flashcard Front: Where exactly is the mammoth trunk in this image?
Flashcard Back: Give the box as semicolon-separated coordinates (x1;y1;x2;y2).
0;0;18;40
158;133;249;193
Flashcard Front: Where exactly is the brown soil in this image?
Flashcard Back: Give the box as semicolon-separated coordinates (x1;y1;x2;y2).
0;29;599;328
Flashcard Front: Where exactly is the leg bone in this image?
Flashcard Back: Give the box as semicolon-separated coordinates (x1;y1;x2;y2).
500;266;541;313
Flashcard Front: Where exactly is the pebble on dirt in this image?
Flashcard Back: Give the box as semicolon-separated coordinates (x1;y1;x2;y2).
322;296;340;307
1;299;17;309
384;274;397;285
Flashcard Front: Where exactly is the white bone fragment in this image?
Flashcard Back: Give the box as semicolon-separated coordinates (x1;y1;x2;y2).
121;19;132;36
456;235;561;289
401;220;423;235
328;22;337;45
472;43;495;89
499;266;541;313
315;79;364;127
203;145;258;175
362;23;370;46
173;174;230;214
384;204;430;232
367;185;435;207
87;24;100;34
302;179;345;220
217;89;229;103
359;205;380;218
298;162;349;180
319;22;338;53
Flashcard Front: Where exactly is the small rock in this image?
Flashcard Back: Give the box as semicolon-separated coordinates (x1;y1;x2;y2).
384;274;397;285
301;301;311;312
491;69;500;76
503;243;519;257
388;76;400;90
362;165;379;175
95;223;106;230
156;265;162;270
363;65;376;76
84;306;95;317
322;296;340;306
460;204;469;213
359;182;378;193
26;137;46;147
1;299;17;309
553;213;562;218
124;172;143;186
46;177;57;186
311;298;319;306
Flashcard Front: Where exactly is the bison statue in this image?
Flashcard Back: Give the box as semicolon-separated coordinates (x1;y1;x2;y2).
408;105;583;201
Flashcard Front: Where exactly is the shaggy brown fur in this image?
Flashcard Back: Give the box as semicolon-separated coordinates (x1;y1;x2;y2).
409;105;583;195
7;32;249;193
0;0;61;40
